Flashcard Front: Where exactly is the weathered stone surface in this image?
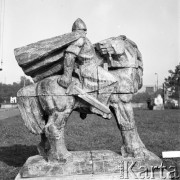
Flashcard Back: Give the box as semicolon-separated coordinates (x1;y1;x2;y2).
20;152;92;178
15;150;171;180
15;18;162;178
17;83;45;134
14;32;83;67
95;36;143;93
14;32;84;81
23;53;64;76
32;63;63;82
15;172;171;180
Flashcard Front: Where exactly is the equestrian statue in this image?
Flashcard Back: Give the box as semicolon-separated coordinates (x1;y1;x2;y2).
14;18;161;165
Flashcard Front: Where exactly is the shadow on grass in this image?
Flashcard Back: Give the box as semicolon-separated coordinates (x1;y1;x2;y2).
0;144;38;167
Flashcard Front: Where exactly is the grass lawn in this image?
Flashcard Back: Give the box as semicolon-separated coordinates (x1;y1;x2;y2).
0;109;180;179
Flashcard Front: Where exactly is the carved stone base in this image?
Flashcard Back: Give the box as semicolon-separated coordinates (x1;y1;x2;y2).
15;150;171;180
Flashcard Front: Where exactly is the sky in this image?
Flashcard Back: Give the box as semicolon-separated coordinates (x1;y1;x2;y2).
0;0;179;86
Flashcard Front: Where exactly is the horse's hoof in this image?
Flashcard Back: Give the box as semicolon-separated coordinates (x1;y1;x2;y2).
121;146;133;158
135;148;162;163
58;153;73;164
121;146;162;165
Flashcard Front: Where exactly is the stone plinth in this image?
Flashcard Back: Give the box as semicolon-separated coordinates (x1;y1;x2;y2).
15;150;171;180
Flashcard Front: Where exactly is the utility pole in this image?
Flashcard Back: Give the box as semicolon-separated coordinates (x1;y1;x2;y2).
0;61;2;71
0;0;5;71
155;73;158;91
178;76;180;109
163;83;165;104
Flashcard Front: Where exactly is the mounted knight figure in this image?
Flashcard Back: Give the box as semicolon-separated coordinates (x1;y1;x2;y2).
14;18;161;165
58;18;118;118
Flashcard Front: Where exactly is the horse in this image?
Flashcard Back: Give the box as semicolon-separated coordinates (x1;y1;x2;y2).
17;37;161;164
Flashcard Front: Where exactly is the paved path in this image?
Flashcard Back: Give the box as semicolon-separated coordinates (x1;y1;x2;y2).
0;108;20;120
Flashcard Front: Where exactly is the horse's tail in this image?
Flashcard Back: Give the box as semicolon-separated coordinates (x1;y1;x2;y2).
17;83;45;135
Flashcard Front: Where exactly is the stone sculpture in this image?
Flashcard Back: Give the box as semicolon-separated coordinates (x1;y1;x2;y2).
14;18;164;179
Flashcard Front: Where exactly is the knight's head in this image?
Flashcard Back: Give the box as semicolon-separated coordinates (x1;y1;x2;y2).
72;18;87;34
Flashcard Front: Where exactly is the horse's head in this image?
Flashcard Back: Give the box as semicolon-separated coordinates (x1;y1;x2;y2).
95;35;142;68
94;35;143;93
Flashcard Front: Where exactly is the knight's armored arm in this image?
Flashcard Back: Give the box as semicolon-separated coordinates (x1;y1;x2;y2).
58;53;76;88
58;37;84;88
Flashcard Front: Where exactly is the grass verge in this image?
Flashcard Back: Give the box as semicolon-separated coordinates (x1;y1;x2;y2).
0;109;179;179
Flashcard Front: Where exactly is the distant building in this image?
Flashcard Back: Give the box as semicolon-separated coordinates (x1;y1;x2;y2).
10;97;17;104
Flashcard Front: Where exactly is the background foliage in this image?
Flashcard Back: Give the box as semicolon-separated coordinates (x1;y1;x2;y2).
164;64;180;100
0;76;32;103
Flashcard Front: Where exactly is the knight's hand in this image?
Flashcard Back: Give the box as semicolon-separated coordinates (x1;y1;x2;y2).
58;75;71;88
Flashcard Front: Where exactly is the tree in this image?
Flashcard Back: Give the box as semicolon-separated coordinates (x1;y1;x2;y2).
132;92;151;103
19;76;32;87
164;64;180;108
132;88;163;104
0;76;33;103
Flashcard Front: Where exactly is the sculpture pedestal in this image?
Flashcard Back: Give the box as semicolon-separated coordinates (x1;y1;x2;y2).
15;150;170;180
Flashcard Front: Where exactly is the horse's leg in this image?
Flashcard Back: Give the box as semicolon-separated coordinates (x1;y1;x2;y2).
110;94;147;158
111;94;162;164
37;133;50;159
45;108;72;163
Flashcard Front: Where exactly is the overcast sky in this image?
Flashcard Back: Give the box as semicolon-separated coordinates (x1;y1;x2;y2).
0;0;179;86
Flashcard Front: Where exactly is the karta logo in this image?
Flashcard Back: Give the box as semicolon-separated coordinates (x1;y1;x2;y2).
116;160;179;179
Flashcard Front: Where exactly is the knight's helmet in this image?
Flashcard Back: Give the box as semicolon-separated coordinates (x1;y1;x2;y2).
72;18;87;31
